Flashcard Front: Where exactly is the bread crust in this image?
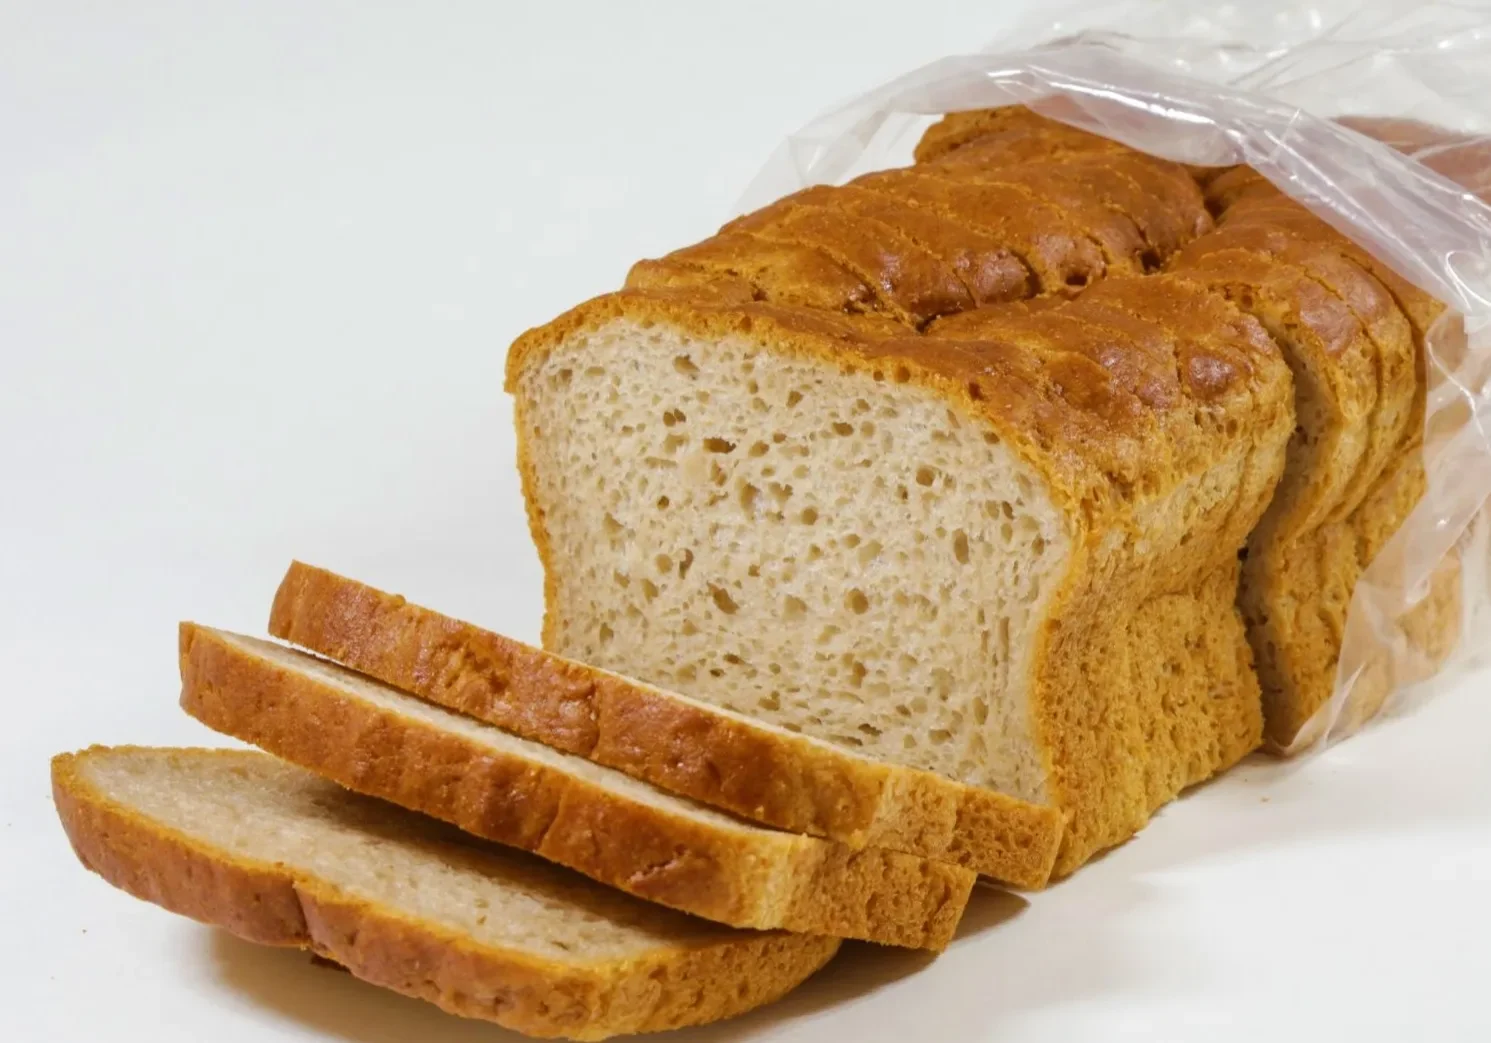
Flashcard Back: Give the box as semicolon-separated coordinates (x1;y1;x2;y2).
267;561;1064;888
178;625;975;949
52;746;841;1040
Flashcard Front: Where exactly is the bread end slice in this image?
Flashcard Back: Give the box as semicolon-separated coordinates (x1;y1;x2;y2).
52;746;841;1040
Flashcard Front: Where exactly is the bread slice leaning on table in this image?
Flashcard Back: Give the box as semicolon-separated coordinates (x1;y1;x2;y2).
52;746;841;1041
267;560;1064;888
506;106;1297;876
177;623;977;950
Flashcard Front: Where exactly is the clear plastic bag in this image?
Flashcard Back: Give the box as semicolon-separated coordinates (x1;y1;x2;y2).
737;0;1491;753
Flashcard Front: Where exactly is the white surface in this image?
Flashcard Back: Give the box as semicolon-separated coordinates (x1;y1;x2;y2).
3;3;1490;1041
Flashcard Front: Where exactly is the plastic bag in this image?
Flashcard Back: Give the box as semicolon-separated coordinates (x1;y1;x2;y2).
737;0;1491;753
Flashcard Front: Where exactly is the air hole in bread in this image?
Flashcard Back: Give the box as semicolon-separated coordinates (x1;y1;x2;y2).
710;586;740;615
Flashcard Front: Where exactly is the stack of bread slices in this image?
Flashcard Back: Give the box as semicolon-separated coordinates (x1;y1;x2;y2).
55;108;1476;1038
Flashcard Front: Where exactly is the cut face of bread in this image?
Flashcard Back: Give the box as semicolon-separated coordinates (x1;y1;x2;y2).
516;321;1066;805
267;561;1066;887
508;286;1295;875
178;624;976;949
52;746;841;1040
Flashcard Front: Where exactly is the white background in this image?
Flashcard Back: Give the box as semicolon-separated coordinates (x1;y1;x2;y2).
4;3;1490;1040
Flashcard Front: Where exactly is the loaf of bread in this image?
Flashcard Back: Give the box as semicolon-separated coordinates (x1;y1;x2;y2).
267;561;1064;887
509;105;1473;855
506;109;1297;874
53;746;840;1039
179;623;976;948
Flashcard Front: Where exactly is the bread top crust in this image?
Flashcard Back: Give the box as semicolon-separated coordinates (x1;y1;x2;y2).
628;109;1212;328
913;105;1129;166
506;282;1291;536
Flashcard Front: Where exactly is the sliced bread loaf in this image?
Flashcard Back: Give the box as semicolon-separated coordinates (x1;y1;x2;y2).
509;111;1294;877
52;746;840;1040
506;274;1294;874
267;561;1064;887
178;624;976;949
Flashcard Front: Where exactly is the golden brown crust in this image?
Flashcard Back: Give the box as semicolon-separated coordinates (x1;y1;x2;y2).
1038;565;1265;876
1191;132;1469;748
177;625;975;949
52;747;841;1040
1203;193;1445;338
729;183;1035;306
266;561;1064;887
913;105;1127;166
628;109;1209;327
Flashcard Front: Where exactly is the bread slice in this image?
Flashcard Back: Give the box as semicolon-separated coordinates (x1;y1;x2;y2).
178;624;975;949
52;746;840;1040
506;272;1294;874
1175;175;1456;748
266;561;1064;887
